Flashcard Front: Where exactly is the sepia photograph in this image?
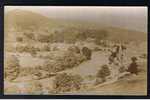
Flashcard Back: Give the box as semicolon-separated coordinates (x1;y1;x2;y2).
4;6;147;95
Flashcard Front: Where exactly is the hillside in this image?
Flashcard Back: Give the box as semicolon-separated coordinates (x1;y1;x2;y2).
5;9;147;43
5;9;66;32
105;27;147;42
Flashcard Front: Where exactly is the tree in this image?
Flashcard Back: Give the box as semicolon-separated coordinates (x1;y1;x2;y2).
4;55;20;81
53;73;83;93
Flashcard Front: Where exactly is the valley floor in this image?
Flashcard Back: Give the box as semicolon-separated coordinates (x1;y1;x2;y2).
4;49;147;95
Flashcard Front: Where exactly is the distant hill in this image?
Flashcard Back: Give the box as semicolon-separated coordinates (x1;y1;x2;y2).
5;9;147;43
105;27;147;43
5;9;64;32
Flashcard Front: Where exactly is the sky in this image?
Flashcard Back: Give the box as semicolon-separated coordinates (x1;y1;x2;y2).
5;6;147;32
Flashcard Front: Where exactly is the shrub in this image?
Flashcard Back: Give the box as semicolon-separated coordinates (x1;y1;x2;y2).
74;53;86;64
96;65;110;78
19;66;53;80
61;52;78;68
16;45;25;53
4;55;20;81
16;37;23;42
36;51;85;76
139;53;147;59
29;48;37;57
37;34;53;43
19;67;38;77
93;47;102;51
53;73;83;93
15;45;37;57
67;46;80;54
95;65;111;84
5;44;16;52
43;60;64;73
42;44;51;51
23;32;35;40
19;67;32;77
42;50;85;73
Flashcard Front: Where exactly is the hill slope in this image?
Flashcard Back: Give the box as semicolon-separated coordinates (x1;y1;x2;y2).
5;9;147;43
105;27;147;42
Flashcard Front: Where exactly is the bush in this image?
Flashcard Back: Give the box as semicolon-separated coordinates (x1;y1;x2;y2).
74;53;86;64
5;44;16;52
19;67;39;77
15;45;37;57
37;34;51;43
139;53;147;59
42;51;85;73
42;54;77;73
19;66;54;80
58;51;86;70
42;44;51;51
52;46;59;51
16;37;23;42
61;52;78;68
19;67;33;77
4;55;20;81
95;65;111;84
96;65;110;78
43;60;64;73
16;45;25;53
23;32;35;40
36;52;85;78
53;73;83;93
67;46;80;54
93;47;102;51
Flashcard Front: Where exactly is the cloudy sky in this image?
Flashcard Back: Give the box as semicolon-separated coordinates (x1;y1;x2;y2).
5;6;147;32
